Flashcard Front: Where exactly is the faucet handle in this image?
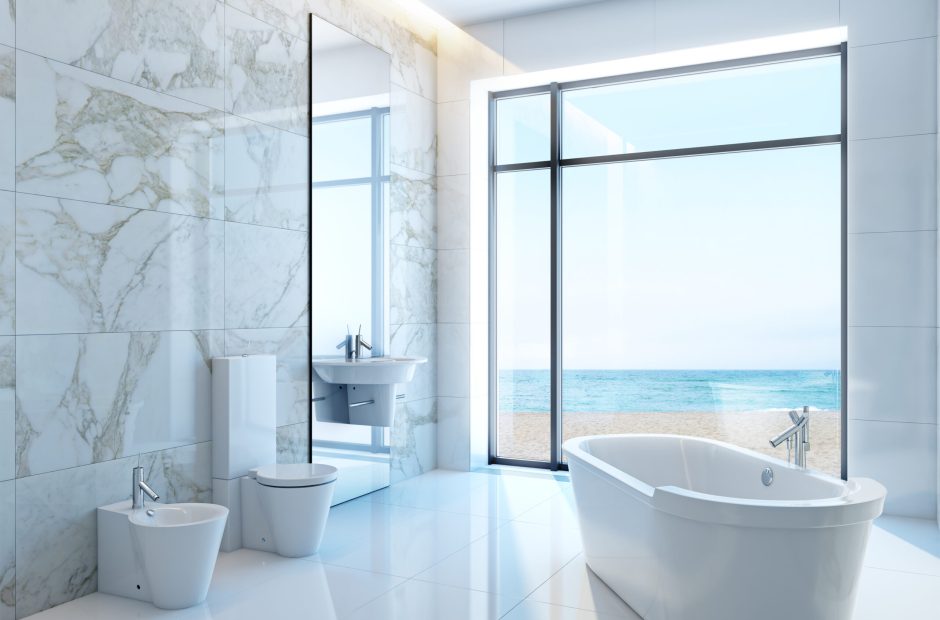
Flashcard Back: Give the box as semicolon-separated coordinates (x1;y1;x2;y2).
356;335;372;351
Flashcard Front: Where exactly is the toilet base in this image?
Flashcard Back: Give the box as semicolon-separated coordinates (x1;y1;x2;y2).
240;476;334;557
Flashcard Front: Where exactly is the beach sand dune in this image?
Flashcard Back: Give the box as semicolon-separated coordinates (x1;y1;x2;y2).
497;410;841;478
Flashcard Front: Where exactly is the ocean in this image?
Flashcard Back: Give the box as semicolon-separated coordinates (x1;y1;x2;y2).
499;369;842;413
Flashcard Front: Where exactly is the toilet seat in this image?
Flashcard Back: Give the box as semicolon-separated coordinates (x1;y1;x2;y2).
255;464;338;488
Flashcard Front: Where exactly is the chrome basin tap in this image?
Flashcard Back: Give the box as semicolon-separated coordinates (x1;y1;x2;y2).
336;325;372;360
769;406;810;468
132;466;160;509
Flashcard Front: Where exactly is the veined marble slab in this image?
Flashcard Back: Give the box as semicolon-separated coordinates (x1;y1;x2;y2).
14;456;135;619
224;221;308;329
17;0;224;110
0;45;13;193
15;330;222;477
277;422;309;465
389;244;436;325
389;323;436;403
0;479;11;620
226;327;309;427
389;165;436;250
390;85;436;176
0;192;11;335
0;338;11;483
139;442;211;504
390;397;436;484
225;5;308;136
16;193;224;334
224;114;308;231
15;51;224;220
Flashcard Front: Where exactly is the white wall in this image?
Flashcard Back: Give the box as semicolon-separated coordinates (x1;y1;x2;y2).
436;0;940;519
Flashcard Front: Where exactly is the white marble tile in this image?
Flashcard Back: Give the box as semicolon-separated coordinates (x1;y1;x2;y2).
853;566;940;620
0;0;11;48
0;480;10;620
308;498;501;578
437;100;469;177
848;38;937;140
430;472;565;521
16;193;225;334
654;0;839;52
848;231;937;327
437;323;469;398
225;327;309;426
389;245;436;325
502;0;655;75
437;174;469;250
368;469;492;508
841;0;937;47
276;422;309;465
848;419;937;518
345;579;520;620
438;249;469;324
0;192;11;335
865;516;940;576
848;134;937;233
224;221;308;329
226;0;309;40
527;554;639;618
389;165;436;250
414;519;582;598
16;50;225;219
389;31;436;103
0;45;12;193
514;486;579;531
390;86;436;176
437;21;503;103
15;456;137;618
389;323;436;403
139;442;212;504
224;5;308;136
16;330;222;477
17;0;224;110
224;114;308;231
0;338;11;483
391;397;436;484
506;601;639;620
848;327;936;424
437;397;470;471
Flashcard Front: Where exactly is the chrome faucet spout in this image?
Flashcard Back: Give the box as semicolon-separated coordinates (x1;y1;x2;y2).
769;408;810;468
132;467;160;509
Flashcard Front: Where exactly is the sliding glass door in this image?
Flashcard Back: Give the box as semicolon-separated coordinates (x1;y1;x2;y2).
491;47;846;476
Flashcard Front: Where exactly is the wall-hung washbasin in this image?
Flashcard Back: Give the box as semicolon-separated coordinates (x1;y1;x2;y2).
312;356;427;385
312;356;427;426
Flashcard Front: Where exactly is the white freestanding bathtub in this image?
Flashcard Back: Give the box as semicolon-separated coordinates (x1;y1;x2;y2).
564;434;885;620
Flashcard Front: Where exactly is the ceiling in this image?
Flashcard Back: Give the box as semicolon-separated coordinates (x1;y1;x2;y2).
420;0;602;26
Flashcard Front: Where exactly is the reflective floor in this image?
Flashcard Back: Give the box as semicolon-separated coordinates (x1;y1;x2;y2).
27;469;940;619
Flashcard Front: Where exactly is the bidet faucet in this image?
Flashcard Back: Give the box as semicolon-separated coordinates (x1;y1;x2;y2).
132;466;160;509
769;406;811;468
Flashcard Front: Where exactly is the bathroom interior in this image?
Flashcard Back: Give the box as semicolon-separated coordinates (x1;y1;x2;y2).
0;0;938;618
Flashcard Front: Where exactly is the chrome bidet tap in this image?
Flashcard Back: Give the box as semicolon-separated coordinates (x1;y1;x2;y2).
132;466;160;509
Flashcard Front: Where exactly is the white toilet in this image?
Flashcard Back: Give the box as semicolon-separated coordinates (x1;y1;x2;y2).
211;355;337;557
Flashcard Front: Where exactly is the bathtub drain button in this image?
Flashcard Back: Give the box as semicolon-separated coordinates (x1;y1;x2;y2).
761;467;774;486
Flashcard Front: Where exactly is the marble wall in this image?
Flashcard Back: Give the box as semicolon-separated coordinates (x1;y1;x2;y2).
0;0;438;616
435;0;939;519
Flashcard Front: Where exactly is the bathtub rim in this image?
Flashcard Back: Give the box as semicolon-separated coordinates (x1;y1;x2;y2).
564;433;886;529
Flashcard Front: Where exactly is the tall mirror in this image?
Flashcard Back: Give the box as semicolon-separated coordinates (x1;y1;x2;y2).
309;16;393;504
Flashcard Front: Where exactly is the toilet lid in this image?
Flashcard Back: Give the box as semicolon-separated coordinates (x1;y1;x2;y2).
255;463;338;488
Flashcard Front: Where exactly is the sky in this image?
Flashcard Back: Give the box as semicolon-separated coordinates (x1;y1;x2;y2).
496;55;842;371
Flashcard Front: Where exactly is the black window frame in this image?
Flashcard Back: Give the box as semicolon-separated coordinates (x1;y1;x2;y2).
487;44;849;477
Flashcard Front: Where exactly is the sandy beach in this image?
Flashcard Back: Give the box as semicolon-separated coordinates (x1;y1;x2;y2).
498;409;841;477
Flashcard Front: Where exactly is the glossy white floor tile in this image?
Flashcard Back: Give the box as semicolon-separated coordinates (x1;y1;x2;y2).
24;469;940;619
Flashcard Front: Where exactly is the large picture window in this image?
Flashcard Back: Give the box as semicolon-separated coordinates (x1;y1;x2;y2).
490;46;846;476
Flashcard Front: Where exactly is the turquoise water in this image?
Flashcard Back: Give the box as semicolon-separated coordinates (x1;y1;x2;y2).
499;370;841;413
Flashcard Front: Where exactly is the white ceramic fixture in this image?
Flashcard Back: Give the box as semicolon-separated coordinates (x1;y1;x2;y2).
98;501;228;610
312;356;427;384
212;355;338;557
564;434;886;620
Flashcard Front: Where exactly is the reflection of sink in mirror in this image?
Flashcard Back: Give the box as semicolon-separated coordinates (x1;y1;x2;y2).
313;356;427;384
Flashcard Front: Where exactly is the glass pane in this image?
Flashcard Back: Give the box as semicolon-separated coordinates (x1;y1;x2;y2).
312;116;372;181
561;146;841;476
562;56;841;159
382;112;390;176
311;183;373;355
496;169;551;462
496;93;551;165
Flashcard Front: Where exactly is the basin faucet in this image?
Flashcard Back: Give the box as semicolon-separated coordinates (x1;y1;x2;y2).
769;406;810;468
132;466;160;509
336;326;372;360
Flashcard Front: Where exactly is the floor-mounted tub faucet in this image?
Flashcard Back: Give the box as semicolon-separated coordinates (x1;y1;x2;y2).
769;406;810;468
132;466;160;509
